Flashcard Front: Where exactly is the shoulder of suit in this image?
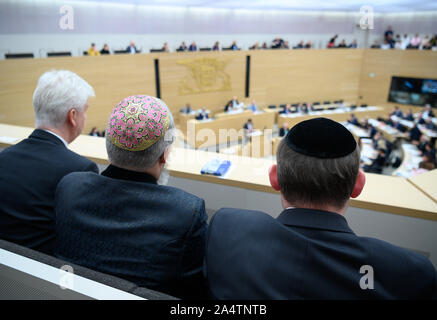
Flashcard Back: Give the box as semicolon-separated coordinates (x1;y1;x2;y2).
210;208;275;228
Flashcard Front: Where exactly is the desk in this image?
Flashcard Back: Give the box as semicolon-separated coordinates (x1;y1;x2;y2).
1;123;437;266
409;169;437;204
184;111;275;148
368;118;407;143
392;143;423;178
277;106;384;130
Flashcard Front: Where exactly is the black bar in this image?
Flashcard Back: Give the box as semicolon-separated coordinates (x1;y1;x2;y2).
154;59;161;99
245;55;251;98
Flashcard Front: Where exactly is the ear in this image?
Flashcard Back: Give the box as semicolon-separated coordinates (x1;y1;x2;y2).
67;109;77;127
268;164;280;191
351;169;366;198
159;146;171;165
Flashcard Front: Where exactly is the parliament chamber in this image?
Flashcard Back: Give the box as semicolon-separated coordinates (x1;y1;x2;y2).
1;0;437;301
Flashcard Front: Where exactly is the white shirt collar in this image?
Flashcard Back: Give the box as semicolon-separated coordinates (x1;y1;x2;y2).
43;130;68;147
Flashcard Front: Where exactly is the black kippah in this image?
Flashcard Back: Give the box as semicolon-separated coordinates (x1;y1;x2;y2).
285;117;357;159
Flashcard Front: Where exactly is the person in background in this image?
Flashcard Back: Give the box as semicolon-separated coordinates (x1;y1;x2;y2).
248;100;258;112
370;40;380;49
189;42;197;52
420;35;430;50
249;42;260;50
212;41;220;51
126;41;137;54
0;70;98;255
280;104;292;115
429;34;437;47
177;41;188;51
419;153;436;170
305;41;312;49
409;124;422;143
243;119;254;134
261;42;268;49
54;95;208;299
425;118;436;131
415;134;429;153
363;148;386;173
391;106;403;118
327;35;338;48
87;43;101;56
162;42;169;52
279;122;289;137
401;34;410;50
373;131;388;152
271;37;284;49
100;44;110;55
384;26;394;43
89;127;100;137
195;108;209;121
283;41;290;49
422;104;435;118
294;41;304;49
404;109;414;121
409;34;421;49
349;40;358;48
394;35;402;49
381;39;391;50
226;96;240;109
205;118;437;299
180;103;193;114
224;101;233;113
337;39;347;48
416;113;426;125
230;41;238;50
347;113;360;126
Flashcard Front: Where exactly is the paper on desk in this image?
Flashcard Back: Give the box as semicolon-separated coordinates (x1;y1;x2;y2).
0;136;19;144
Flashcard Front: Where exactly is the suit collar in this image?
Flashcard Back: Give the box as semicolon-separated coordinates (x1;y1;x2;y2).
29;129;66;147
277;208;354;234
102;164;157;184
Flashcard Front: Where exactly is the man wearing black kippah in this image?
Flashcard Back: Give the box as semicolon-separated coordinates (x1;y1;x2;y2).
205;117;437;300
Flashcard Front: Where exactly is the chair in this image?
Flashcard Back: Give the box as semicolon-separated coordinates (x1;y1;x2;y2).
313;102;320;105
268;105;276;109
323;101;331;105
360;104;368;108
0;239;178;300
5;53;34;59
150;49;164;53
199;47;212;51
47;52;71;57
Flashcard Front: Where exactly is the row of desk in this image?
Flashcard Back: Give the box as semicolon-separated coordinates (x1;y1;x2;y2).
1;123;436;266
179;105;385;150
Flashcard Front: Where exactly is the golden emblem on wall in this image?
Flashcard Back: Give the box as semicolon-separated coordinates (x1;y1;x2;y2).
177;57;231;95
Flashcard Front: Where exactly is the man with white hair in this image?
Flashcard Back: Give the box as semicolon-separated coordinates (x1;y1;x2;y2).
54;95;208;299
0;70;98;254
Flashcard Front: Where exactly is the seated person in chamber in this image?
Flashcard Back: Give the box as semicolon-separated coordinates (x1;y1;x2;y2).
390;106;403;118
195;108;209;121
230;41;238;50
362;148;386;174
87;43;100;56
409;124;422;142
248;100;258;112
54;95;208;299
347;113;360;126
416;113;426;125
225;96;241;111
189;42;197;51
180;103;193;114
89;127;101;137
279;122;289;137
162;42;169;52
0;70;98;255
178;41;188;51
280;103;292;115
100;44;110;55
224;101;233;113
243;119;254;134
126;41;137;54
422;104;435;118
419;154;436;171
425;118;436;131
205;117;437;299
212;41;220;51
404;109;414;121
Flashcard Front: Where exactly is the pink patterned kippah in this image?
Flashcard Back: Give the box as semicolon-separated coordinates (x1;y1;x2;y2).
106;95;171;151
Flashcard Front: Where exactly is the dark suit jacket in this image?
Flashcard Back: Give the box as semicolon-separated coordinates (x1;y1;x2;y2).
279;128;288;137
205;208;437;299
0;129;98;254
55;165;208;299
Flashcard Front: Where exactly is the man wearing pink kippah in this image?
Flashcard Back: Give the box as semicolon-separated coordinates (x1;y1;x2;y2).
54;95;208;299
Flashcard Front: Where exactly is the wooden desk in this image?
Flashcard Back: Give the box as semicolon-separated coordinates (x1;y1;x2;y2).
1;123;436;220
277;106;384;129
408;169;437;204
184;111;275;148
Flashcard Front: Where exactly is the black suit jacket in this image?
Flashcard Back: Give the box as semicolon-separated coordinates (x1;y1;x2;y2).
55;165;208;299
0;129;98;254
205;208;437;299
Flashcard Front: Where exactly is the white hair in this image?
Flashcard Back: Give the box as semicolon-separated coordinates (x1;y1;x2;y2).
33;70;95;128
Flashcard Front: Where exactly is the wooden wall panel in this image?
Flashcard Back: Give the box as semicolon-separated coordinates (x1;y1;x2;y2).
359;49;437;114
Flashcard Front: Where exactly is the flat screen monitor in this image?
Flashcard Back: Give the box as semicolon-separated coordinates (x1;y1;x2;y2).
388;76;437;107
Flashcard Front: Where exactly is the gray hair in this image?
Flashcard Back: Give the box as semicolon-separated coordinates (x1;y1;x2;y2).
33;70;95;128
106;107;175;170
276;139;361;209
